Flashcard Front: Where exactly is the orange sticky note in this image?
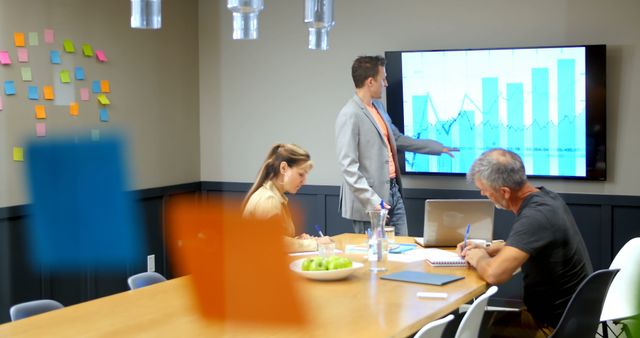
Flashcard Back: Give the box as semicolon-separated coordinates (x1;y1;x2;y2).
35;105;47;119
14;32;25;47
43;86;54;100
166;196;307;326
100;80;110;93
70;102;79;116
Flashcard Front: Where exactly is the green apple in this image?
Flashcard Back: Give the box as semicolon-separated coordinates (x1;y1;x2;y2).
309;257;328;271
301;258;313;271
327;256;353;270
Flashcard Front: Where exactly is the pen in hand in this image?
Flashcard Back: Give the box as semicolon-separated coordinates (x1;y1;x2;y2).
313;224;324;237
463;223;471;250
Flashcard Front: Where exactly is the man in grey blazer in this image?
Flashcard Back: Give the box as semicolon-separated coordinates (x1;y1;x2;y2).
335;55;458;236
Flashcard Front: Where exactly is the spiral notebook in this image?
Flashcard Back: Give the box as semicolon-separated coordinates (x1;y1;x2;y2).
423;248;467;267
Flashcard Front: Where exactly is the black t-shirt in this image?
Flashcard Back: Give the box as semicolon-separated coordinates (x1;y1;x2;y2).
506;187;593;328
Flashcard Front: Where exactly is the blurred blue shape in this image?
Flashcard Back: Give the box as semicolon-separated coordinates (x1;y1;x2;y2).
92;80;101;93
24;134;144;271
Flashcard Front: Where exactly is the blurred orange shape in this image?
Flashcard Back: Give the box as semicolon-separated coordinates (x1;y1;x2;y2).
166;195;307;327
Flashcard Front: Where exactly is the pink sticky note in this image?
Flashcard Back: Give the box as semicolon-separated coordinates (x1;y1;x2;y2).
44;29;54;44
17;48;29;62
95;50;107;62
0;96;3;110
80;88;90;101
36;123;47;137
0;51;12;65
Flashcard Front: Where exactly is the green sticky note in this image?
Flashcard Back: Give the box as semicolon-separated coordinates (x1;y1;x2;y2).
63;39;75;53
91;129;100;141
21;67;33;81
13;147;24;161
29;32;39;46
97;94;110;105
82;44;94;57
60;70;71;83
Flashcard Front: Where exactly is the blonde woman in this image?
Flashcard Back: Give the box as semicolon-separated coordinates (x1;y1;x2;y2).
243;144;332;252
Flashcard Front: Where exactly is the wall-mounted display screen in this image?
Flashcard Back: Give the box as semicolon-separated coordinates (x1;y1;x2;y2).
385;44;606;180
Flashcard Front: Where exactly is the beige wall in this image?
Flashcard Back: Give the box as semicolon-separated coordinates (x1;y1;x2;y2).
199;0;640;196
0;0;200;207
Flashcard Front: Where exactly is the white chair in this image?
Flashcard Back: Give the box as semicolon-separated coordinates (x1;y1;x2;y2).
414;314;455;338
127;271;167;290
455;285;498;338
600;237;640;337
10;299;64;321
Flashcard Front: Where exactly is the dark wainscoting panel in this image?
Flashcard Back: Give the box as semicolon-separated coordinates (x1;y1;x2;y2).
0;182;200;324
2;181;638;324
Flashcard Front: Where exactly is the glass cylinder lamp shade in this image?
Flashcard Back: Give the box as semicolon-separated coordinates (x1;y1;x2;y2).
304;0;334;50
227;0;264;40
131;0;162;29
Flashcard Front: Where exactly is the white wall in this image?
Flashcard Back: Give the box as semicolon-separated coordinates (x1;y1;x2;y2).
199;0;640;196
0;0;200;207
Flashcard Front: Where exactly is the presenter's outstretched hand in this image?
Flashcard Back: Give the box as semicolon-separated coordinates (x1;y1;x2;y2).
443;147;460;158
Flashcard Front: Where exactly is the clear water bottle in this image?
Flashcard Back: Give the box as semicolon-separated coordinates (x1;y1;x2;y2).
367;209;388;272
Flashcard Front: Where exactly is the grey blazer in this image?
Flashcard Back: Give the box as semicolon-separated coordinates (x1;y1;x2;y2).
335;95;445;221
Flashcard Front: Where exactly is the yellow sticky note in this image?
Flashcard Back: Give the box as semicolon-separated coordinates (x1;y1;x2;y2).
100;80;110;93
60;70;71;83
35;105;47;119
70;102;79;116
97;94;110;105
82;44;94;56
63;39;75;53
13;147;24;162
14;32;25;47
43;86;54;100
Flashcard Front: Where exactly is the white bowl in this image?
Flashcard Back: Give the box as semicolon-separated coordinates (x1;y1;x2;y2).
289;258;364;281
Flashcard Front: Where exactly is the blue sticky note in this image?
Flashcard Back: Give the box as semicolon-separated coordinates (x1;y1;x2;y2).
24;135;144;270
28;85;39;100
75;66;85;80
4;81;16;95
100;108;109;122
50;50;61;64
92;80;101;93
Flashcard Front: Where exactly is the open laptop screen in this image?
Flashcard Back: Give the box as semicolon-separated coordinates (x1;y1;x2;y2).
422;199;495;246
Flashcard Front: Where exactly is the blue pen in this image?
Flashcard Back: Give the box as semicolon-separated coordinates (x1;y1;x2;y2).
314;224;324;237
463;223;471;249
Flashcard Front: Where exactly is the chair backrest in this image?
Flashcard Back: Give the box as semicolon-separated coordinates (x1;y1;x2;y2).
600;237;640;322
414;314;455;338
455;285;498;338
10;299;64;321
127;271;167;290
549;269;619;338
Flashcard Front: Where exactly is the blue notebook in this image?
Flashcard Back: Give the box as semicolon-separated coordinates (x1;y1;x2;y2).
380;271;464;286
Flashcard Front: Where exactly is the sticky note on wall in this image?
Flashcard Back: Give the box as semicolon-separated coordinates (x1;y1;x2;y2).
29;32;39;46
21;67;32;81
43;86;54;100
44;29;54;44
70;102;79;116
14;32;25;47
60;70;71;83
97;94;110;105
28;86;39;100
17;48;29;62
63;39;75;53
36;123;46;137
35;105;47;119
80;88;90;101
50;50;61;64
100;80;110;93
5;81;16;95
75;67;85;80
0;51;12;65
13;147;24;161
82;44;93;57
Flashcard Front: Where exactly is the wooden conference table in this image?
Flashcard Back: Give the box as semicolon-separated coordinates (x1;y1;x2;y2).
0;234;486;338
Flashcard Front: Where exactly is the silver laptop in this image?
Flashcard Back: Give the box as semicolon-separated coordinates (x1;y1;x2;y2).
415;199;495;247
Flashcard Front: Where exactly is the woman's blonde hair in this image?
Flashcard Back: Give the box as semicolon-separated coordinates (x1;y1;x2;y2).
243;144;312;207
